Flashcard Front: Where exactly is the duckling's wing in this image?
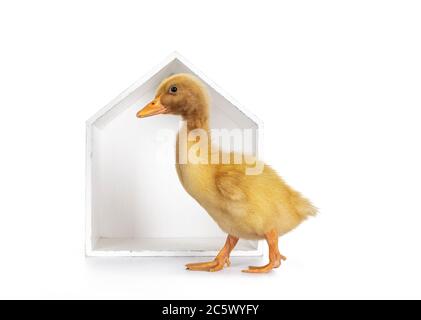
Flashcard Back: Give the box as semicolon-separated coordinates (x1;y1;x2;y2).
215;169;247;201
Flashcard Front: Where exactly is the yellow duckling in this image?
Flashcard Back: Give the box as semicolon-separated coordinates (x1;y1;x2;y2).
136;73;316;273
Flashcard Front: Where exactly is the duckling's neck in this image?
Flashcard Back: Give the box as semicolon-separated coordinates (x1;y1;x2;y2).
176;105;211;165
184;111;209;132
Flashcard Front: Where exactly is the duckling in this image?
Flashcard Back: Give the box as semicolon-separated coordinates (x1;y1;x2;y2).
136;73;317;273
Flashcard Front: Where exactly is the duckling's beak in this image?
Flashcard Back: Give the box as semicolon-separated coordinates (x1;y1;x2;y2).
136;96;168;118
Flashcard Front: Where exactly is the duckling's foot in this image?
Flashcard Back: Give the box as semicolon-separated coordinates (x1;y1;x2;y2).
185;258;229;272
185;235;238;272
242;255;286;273
242;263;274;273
242;229;284;274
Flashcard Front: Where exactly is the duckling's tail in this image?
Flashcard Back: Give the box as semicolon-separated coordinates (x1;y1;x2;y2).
290;189;318;219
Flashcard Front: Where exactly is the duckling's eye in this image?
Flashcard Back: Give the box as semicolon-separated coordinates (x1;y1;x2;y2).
169;86;178;94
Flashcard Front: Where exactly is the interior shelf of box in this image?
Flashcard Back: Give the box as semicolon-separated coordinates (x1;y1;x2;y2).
90;237;262;256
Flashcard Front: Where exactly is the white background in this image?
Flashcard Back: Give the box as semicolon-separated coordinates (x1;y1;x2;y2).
0;0;420;299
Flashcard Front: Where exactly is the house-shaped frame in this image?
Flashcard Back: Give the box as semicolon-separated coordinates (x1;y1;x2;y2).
86;52;264;257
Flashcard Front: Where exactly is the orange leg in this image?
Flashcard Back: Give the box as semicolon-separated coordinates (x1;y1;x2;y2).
186;235;239;272
242;229;286;273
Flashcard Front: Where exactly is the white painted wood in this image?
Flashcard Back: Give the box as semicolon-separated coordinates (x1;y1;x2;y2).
89;238;262;257
86;52;264;257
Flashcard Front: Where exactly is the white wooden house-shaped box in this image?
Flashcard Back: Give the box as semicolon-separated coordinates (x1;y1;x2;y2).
86;53;263;257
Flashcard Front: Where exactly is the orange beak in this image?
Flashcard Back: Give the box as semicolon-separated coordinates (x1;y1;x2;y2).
136;96;168;118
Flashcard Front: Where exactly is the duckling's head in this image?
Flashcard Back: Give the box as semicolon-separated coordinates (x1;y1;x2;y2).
136;73;209;128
